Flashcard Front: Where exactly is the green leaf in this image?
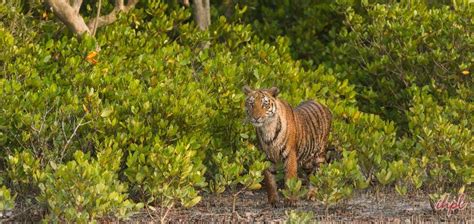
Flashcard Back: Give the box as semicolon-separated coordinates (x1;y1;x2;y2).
240;133;249;139
183;196;201;208
101;108;114;117
248;183;261;190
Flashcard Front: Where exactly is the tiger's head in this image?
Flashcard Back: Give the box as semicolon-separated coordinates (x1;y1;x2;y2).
243;86;280;127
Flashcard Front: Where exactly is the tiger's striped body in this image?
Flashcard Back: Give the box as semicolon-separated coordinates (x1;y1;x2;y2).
243;86;332;206
256;100;331;168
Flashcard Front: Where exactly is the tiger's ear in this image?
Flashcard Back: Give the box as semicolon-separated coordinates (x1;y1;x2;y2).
268;87;279;97
242;85;252;95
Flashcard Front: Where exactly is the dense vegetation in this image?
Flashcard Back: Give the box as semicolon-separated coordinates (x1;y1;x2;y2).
0;0;472;222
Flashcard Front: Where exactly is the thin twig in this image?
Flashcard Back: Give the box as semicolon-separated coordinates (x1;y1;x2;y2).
39;106;53;135
92;0;102;36
232;188;245;213
61;116;90;160
30;105;53;134
160;202;174;224
145;205;158;222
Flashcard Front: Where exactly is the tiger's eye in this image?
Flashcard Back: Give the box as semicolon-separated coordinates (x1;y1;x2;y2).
247;99;254;107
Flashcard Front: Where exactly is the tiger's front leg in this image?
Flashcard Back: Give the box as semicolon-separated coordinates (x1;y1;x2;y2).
263;168;279;207
284;146;298;207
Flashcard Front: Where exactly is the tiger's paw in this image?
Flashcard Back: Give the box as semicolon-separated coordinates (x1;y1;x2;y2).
284;198;297;207
269;200;280;208
306;187;317;201
268;195;280;208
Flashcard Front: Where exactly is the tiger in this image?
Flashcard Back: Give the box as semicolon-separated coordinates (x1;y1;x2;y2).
243;86;332;206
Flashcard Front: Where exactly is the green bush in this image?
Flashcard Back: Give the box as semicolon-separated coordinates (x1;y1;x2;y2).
0;186;15;214
125;138;207;208
406;86;473;191
208;146;268;195
6;151;43;197
330;104;401;182
225;0;345;68
309;150;367;208
286;210;314;224
281;178;308;205
330;2;473;128
38;150;141;222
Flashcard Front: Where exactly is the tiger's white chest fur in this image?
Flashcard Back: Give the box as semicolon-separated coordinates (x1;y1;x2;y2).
256;102;289;163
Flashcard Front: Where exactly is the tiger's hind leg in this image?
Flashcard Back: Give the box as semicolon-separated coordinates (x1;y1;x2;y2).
305;155;326;201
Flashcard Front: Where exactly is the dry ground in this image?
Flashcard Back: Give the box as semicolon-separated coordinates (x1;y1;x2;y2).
131;189;473;223
4;189;472;223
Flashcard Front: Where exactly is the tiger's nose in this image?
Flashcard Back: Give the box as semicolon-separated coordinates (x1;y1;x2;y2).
251;117;264;123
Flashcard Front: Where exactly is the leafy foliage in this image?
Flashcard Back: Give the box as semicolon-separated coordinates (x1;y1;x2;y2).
406;86;473;191
281;178;308;204
228;0;345;68
330;2;473;128
125;138;207;208
208;146;267;194
38;150;142;222
285;210;314;224
0;186;15;213
6;151;43;198
1;0;473;221
309;150;367;207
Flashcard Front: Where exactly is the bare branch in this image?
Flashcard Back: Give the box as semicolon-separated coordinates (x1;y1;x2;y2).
70;0;83;13
116;0;125;10
46;0;90;35
87;0;139;31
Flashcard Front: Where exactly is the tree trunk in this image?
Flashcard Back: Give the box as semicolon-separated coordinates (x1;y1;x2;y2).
193;0;211;30
46;0;91;35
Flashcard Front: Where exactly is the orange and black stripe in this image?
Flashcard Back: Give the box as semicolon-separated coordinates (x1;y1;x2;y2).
294;101;332;169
